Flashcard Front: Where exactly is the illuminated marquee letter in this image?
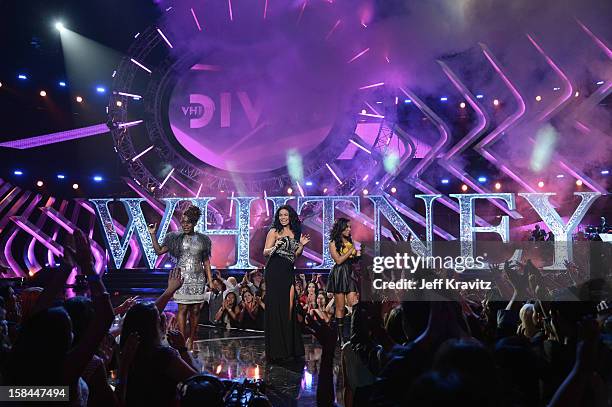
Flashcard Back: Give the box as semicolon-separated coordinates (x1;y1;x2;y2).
449;193;515;259
519;192;601;269
367;195;430;257
189;196;258;269
296;196;360;269
90;198;181;269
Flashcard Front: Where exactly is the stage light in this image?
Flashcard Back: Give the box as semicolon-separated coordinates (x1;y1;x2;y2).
459;102;466;109
287;187;293;194
305;181;313;186
36;180;44;187
574;91;580;97
323;187;328;193
596;81;604;85
493;99;500;106
535;95;542;102
476;94;484;99
576;179;583;186
360;109;366;114
59;81;66;87
537;181;545;188
93;175;103;182
553;87;560;91
57;174;65;179
13;170;23;175
441;179;449;184
461;184;468;192
0;82;2;88
601;170;609;175
18;74;27;80
55;22;65;32
72;183;79;190
440;97;448;102
404;99;411;103
116;101;122;107
556;174;564;178
163;263;172;269
76;96;83;103
28;270;35;277
96;87;106;93
477;176;487;183
39;90;47;97
494;182;501;190
390;186;397;193
362;189;369;195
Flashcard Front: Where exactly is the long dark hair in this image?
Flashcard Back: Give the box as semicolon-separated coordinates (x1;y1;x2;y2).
120;302;161;354
271;205;301;241
330;217;352;252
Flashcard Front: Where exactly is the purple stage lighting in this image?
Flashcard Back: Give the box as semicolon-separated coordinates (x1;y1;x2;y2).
476;94;484;99
441;179;450;184
404;99;411;103
305;181;313;186
602;170;609;175
477;176;487;183
440;97;448;102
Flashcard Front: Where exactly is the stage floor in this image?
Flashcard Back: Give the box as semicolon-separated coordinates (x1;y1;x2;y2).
191;325;344;407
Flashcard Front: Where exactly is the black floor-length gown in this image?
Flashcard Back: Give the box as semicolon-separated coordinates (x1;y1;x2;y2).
264;236;305;362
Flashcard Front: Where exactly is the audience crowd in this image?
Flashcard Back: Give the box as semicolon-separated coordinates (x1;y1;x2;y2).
0;228;610;407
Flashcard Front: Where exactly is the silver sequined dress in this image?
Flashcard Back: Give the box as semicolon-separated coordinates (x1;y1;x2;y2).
163;231;212;304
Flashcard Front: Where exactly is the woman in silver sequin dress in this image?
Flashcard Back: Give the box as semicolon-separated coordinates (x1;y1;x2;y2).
148;205;212;349
263;205;310;362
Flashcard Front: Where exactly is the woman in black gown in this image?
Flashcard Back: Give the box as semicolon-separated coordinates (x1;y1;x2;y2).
263;205;310;362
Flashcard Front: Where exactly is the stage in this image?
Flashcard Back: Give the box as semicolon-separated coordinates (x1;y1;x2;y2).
188;326;341;407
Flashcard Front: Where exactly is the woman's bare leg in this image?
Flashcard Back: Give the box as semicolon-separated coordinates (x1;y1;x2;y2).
177;303;188;339
188;304;201;349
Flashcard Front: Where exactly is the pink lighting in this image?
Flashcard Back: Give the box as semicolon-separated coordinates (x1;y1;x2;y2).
325;19;341;41
347;48;370;63
297;1;307;24
132;145;154;161
359;82;385;90
228;0;233;21
130;58;152;74
159;168;175;189
156;28;173;48
325;163;342;185
349;139;372;154
190;8;202;31
263;0;268;19
358;112;384;119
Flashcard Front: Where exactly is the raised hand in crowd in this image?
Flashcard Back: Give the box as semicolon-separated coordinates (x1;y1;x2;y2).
114;296;138;316
155;268;184;312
